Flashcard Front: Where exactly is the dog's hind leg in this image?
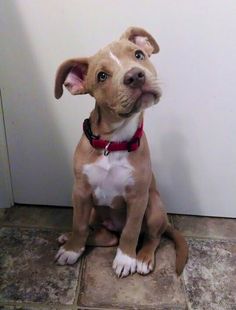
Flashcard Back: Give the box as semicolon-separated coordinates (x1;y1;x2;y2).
87;226;118;246
58;208;118;247
58;232;71;244
58;227;118;247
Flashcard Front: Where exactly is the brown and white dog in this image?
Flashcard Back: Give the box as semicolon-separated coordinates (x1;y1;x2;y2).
54;27;188;278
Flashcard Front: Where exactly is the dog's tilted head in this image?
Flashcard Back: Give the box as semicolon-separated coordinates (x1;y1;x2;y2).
55;27;161;121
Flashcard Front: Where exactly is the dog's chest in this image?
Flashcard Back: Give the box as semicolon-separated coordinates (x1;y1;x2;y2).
83;153;134;207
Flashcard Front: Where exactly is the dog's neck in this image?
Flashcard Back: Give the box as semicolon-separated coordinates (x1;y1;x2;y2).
90;105;143;143
110;114;141;142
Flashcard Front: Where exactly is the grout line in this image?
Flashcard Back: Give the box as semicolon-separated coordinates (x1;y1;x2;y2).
185;235;236;243
73;255;86;310
77;307;125;310
0;301;73;309
181;269;191;310
77;306;186;310
0;222;71;231
0;301;187;310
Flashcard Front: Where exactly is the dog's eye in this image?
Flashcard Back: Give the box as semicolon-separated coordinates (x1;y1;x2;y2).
97;71;108;82
135;50;145;60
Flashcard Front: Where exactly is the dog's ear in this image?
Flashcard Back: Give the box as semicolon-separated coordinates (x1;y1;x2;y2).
120;27;159;56
54;57;89;99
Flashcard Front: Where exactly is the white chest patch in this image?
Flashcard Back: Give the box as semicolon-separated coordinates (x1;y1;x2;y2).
83;152;134;206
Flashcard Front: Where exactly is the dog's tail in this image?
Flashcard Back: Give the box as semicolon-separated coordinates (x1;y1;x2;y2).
164;225;188;275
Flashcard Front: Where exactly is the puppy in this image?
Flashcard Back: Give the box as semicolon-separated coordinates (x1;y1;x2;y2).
54;27;188;278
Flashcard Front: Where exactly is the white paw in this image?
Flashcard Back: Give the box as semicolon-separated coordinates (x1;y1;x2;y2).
112;248;136;278
58;233;69;244
55;246;84;265
136;260;153;275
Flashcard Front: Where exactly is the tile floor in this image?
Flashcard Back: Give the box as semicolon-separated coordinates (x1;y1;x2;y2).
0;206;236;310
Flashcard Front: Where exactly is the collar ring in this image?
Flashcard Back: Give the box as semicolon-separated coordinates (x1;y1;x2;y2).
104;142;111;156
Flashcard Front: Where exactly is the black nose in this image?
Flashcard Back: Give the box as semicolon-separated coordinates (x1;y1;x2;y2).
123;68;145;88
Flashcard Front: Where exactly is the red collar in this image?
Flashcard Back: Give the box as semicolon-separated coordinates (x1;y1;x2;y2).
83;118;143;156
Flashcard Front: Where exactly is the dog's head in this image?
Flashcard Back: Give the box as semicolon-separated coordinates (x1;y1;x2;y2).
55;27;161;120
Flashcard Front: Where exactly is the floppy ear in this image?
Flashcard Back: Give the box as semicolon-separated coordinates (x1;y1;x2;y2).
54;57;89;99
120;27;159;57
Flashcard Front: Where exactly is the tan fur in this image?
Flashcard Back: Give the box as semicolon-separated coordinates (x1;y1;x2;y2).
54;27;188;276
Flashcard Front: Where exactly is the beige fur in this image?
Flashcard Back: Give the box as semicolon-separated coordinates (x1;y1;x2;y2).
54;27;188;277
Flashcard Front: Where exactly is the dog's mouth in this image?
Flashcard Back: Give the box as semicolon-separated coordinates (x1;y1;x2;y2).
118;91;161;118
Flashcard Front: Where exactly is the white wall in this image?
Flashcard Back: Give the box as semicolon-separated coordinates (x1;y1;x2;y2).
0;0;235;216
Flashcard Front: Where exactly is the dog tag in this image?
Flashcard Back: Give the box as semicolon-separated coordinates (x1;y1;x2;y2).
104;142;111;156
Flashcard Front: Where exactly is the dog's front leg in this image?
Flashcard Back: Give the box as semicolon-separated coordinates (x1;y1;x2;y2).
55;183;93;265
112;194;148;278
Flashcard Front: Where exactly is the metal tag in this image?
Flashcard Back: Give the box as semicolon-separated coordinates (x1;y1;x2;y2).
104;142;111;156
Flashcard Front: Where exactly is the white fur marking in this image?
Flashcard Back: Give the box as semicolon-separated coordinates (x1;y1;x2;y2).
112;248;137;277
55;246;84;265
83;153;134;206
137;260;153;275
109;50;122;67
83;115;140;206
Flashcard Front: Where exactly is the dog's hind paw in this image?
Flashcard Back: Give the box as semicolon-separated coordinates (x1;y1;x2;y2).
55;246;84;265
57;233;71;244
112;248;136;278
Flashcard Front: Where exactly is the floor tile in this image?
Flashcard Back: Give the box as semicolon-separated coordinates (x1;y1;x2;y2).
184;238;236;309
0;304;72;310
1;205;72;230
0;306;25;310
78;240;186;309
0;227;80;305
172;215;236;240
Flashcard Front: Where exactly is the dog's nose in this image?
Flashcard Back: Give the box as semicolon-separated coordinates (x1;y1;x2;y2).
123;68;145;88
